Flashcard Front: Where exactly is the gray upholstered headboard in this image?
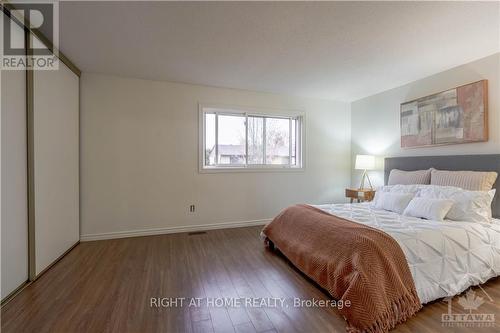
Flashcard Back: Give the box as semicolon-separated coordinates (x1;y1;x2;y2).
384;154;500;218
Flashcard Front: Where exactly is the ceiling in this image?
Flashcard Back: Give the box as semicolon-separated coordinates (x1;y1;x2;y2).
56;1;499;102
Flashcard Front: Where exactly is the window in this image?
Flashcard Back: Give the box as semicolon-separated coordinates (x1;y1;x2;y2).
200;105;303;171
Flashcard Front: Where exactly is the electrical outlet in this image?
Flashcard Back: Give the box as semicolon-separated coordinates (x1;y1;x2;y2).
189;205;195;213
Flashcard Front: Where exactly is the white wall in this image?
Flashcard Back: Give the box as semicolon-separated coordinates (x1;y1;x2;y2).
351;53;500;187
80;73;351;239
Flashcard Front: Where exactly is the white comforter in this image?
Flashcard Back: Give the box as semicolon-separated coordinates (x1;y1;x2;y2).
314;203;500;304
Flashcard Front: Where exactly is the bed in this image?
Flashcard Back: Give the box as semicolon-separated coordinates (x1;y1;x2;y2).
262;154;500;333
314;202;500;304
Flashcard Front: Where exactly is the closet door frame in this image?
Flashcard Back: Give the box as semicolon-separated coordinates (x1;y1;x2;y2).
1;2;81;304
26;24;36;281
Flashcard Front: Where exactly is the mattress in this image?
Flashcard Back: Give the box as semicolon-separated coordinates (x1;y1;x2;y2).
313;203;500;304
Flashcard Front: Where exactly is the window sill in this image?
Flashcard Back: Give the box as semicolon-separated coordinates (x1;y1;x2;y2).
199;166;305;174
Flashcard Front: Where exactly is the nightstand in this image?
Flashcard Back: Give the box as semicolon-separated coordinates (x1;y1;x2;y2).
345;188;375;203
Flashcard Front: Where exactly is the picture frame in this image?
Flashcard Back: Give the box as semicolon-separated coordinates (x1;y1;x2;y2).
400;80;488;148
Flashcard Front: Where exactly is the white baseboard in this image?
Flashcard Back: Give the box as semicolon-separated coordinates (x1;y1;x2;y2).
80;218;271;242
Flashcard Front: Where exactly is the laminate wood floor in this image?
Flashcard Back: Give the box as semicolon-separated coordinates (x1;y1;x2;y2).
2;226;499;333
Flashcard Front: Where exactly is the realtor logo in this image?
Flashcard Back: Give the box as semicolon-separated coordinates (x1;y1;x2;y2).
1;1;59;70
442;287;495;328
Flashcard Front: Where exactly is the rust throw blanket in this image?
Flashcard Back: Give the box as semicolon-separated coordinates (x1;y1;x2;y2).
262;204;421;333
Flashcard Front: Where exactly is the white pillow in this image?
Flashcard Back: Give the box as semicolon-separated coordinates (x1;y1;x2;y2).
403;197;454;221
418;185;495;223
372;184;426;206
376;184;427;193
489;189;497;201
372;192;415;214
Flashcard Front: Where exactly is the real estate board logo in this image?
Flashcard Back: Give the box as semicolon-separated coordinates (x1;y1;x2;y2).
442;286;495;328
1;1;59;70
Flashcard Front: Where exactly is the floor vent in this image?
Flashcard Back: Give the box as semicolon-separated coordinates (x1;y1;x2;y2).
188;231;207;236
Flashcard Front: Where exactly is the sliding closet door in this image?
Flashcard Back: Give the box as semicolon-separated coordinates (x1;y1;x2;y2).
1;12;29;299
33;36;79;275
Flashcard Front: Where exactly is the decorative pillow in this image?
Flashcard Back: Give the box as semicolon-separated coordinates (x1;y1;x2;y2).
372;184;426;207
387;169;432;186
372;192;415;214
418;185;495;223
403;197;454;221
376;184;425;193
489;189;497;201
430;169;498;191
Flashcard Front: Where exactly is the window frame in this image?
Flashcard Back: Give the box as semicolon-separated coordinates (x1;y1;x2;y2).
199;104;305;173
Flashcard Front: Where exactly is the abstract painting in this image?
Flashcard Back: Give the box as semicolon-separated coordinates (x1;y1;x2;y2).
401;80;488;148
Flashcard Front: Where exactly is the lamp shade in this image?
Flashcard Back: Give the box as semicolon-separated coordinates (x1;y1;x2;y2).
355;154;375;170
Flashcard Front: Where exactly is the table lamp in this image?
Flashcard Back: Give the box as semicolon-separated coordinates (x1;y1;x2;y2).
355;154;375;190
